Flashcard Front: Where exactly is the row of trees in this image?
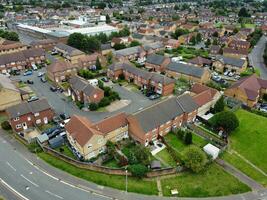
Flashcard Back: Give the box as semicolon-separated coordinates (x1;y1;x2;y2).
67;26;130;53
0;30;19;41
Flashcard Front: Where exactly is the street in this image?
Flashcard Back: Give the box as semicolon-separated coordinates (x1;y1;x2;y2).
12;70;158;122
248;36;267;79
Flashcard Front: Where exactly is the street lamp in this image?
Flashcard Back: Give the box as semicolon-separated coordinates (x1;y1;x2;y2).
125;168;128;193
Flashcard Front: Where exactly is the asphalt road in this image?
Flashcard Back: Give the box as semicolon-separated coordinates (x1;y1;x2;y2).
12;69;158;122
248;36;267;79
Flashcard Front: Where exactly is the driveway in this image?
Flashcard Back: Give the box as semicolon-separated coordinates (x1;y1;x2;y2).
248;36;267;79
12;71;158;122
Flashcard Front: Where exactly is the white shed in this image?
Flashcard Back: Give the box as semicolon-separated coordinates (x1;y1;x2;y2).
203;143;220;160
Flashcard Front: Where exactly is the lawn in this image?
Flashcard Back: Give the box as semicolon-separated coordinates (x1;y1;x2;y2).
38;152;158;195
0;113;8;124
55;145;76;160
222;152;267;187
156;148;176;167
161;164;251;197
102;159;120;168
230;109;267;174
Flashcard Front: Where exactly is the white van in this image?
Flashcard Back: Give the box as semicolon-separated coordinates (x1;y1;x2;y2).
32;64;38;71
88;79;98;86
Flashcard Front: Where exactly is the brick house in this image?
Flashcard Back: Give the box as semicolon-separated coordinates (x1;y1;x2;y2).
115;46;146;62
0;48;46;74
127;94;198;146
164;39;180;49
68;75;104;104
6;98;54;132
188;56;212;67
47;60;77;83
143;42;164;55
108;62;175;96
224;74;267;107
166;61;211;83
65;113;128;159
0;42;27;55
77;54;98;70
223;47;248;59
54;43;85;65
30;39;57;51
212;56;247;74
228;40;250;50
145;54;170;72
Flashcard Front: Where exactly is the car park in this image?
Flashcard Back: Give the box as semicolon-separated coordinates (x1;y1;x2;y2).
27;96;39;102
23;70;33;76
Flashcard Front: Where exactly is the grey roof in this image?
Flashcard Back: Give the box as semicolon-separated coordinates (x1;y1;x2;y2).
55;43;84;56
146;54;165;65
115;46;143;57
167;61;205;78
0;74;18;92
69;76;101;96
216;56;246;68
6;98;51;118
49;136;64;149
37;134;49;143
132;94;198;133
132;33;144;39
143;42;164;51
46;31;70;38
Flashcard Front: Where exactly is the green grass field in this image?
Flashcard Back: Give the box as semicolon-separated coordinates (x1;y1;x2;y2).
230;109;267;174
156;148;176;167
161;164;251;197
55;145;76;160
38;152;158;195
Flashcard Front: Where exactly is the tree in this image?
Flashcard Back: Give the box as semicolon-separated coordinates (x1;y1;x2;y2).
196;33;202;43
113;43;126;50
95;57;102;70
190;35;197;45
129;40;141;47
209;111;239;134
1;121;11;130
182;146;208;173
212;38;218;45
238;7;250;17
184;131;192;145
106;14;111;24
212;31;219;37
107;52;113;64
129;164;148;178
205;38;211;47
89;102;98;111
213;96;225;113
67;32;84;50
172;28;189;39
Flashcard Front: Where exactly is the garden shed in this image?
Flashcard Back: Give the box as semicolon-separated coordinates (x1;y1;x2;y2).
203;143;220;159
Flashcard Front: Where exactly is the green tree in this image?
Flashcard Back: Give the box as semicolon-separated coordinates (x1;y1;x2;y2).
205;38;211;47
212;31;219;37
129;164;148;178
213;96;225;113
95;57;102;70
184;131;193;145
107;52;113;64
238;7;250;17
182;146;208;173
209;111;239;134
67;32;84;50
212;38;218;45
106;14;111;23
172;28;189;39
89;102;98;111
113;43;126;50
196;33;202;43
129;40;141;47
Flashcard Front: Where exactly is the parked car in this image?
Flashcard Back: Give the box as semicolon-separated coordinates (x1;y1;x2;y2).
260;107;267;112
145;91;154;97
53;116;62;124
23;70;33;76
38;72;45;77
40;77;47;83
224;71;229;76
228;71;234;77
50;86;57;92
42;125;61;135
101;77;109;82
27;96;39;102
2;72;10;78
57;86;64;93
149;94;160;100
32;64;38;71
27;79;34;84
60;113;70;120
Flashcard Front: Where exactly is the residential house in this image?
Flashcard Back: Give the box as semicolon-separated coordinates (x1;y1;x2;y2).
54;43;85;65
223;47;248;59
164;39;180;49
224;74;267;107
210;45;221;56
30;39;57;51
100;43;113;56
228;40;250;50
65;113;128;159
115;46;146;62
188;56;212;67
166;61;211;83
111;37;132;47
127;94;198;146
0;48;46;74
78;54;98;70
0;42;27;55
6;98;54;132
212;56;247;74
108;62;175;96
190;83;221;116
47;60;77;83
0;74;21;111
68;75;104;104
145;54;170;72
143;42;164;55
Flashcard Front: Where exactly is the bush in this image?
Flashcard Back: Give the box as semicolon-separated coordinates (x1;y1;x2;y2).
89;102;98;111
99;97;111;107
213;96;225;113
76;101;84;109
184;131;193;145
182;146;208;173
128;164;148;178
1;121;11;130
209;111;239;134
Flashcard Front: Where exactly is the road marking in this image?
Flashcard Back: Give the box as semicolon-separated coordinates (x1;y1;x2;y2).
20;174;39;187
45;190;64;199
60;180;76;188
0;178;30;200
33;165;59;181
6;161;16;171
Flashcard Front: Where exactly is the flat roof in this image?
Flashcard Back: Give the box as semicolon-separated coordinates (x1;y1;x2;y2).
17;23;51;34
65;24;118;35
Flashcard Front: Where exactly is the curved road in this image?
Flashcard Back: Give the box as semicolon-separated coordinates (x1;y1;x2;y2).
249;36;267;79
0;130;267;200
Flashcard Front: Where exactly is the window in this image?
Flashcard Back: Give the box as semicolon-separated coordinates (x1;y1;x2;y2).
36;119;41;124
27;117;31;121
34;113;39;117
88;144;92;149
98;138;103;144
16;124;22;129
14;117;20;121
